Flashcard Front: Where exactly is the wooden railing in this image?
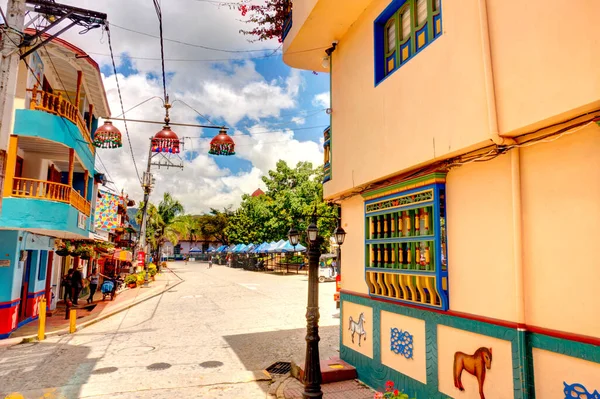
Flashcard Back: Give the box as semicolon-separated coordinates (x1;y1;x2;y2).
27;85;95;154
70;189;91;216
11;177;91;216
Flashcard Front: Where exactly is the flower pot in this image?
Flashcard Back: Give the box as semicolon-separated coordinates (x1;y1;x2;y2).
55;249;69;257
151;276;155;281
128;283;137;289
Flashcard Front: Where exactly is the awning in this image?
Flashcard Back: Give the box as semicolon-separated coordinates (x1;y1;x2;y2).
89;231;109;242
113;249;133;261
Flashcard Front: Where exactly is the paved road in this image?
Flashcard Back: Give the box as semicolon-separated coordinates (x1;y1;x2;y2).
0;262;340;399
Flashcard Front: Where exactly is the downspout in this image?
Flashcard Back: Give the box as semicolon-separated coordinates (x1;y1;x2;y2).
510;146;530;397
478;0;512;146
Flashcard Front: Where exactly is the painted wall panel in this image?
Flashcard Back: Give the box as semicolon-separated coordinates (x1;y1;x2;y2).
520;125;600;338
437;325;513;399
342;301;373;359
445;154;517;322
380;310;426;384
340;195;368;295
532;348;600;399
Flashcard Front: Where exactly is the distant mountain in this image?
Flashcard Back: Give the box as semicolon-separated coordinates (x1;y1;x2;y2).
127;208;140;231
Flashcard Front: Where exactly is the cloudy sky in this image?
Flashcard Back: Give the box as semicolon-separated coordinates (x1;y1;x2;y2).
13;0;331;214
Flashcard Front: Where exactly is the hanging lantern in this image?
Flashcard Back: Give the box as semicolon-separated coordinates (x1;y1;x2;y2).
208;128;235;156
93;120;123;149
151;125;180;154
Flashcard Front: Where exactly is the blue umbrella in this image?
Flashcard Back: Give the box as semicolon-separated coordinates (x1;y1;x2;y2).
241;244;255;253
281;240;307;253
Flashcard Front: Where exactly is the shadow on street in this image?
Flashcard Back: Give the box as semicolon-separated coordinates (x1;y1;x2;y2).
0;341;96;398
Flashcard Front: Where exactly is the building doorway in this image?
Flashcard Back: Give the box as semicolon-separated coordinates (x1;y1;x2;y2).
18;251;33;323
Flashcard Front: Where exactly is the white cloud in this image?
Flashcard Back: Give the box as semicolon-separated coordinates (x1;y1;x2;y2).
291;116;306;125
313;92;330;109
5;0;325;214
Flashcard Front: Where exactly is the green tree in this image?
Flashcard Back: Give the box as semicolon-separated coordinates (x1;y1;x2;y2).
226;160;338;250
137;192;187;260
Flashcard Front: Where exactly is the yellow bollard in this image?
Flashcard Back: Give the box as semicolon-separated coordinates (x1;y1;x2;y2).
69;309;77;334
37;298;47;341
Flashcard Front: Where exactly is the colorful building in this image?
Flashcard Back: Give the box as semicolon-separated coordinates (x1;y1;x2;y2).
94;190;136;275
0;35;109;338
283;0;600;397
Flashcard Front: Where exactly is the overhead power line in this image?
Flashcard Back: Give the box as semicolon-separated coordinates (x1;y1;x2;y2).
85;45;327;63
110;23;278;53
105;24;142;184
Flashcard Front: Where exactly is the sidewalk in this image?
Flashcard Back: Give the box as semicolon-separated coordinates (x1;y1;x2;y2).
3;268;183;345
278;378;374;399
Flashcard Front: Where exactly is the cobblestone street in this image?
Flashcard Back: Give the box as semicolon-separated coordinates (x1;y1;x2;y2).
0;262;341;398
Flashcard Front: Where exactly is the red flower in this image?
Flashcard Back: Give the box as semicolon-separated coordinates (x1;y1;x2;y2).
393;390;400;396
385;381;394;389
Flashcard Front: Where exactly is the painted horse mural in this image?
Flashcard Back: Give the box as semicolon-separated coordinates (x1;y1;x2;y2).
453;347;492;399
348;312;367;346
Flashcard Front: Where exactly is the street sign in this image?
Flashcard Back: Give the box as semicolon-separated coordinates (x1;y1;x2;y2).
137;251;145;267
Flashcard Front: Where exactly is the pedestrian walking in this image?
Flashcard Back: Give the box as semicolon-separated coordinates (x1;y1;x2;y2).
71;266;84;305
62;269;74;302
87;268;99;304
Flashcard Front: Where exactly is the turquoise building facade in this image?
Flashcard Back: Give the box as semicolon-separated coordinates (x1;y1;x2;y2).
0;34;110;338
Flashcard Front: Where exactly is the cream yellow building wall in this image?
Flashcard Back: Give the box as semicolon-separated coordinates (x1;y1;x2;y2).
445;154;517;322
438;325;513;399
520;124;600;338
325;0;492;199
532;348;600;398
487;0;600;135
340;194;369;295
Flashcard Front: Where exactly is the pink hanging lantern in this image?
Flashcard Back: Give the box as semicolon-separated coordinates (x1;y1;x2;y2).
151;125;180;154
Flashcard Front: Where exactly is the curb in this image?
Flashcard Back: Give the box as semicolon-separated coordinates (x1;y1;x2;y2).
276;376;295;399
2;276;184;348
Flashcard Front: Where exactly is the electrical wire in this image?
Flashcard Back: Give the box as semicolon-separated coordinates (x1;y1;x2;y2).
105;23;142;184
152;0;168;103
110;23;280;53
171;99;217;125
85;44;328;63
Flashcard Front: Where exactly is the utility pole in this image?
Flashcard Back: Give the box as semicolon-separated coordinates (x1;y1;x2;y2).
0;0;26;213
137;139;154;277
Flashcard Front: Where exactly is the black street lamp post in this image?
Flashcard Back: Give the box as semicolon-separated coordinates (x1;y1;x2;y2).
288;213;346;399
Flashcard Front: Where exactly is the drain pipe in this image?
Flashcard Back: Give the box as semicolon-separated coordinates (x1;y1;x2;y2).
478;0;512;146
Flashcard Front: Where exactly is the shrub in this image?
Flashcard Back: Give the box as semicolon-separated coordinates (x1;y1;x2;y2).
124;274;137;285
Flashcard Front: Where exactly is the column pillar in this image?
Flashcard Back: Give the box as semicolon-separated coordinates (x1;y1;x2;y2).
2;135;18;197
68;148;74;187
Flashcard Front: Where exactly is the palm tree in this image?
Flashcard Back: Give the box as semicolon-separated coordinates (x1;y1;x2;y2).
137;193;187;262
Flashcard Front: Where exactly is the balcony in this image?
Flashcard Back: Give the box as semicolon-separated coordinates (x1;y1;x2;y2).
0;133;94;239
282;0;375;71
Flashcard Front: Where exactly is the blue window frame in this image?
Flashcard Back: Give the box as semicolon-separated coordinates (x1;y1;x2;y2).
374;0;443;85
363;173;449;310
38;250;48;281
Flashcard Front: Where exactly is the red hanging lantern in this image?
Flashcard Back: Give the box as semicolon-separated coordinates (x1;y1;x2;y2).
209;128;235;156
151;125;180;154
93;120;123;149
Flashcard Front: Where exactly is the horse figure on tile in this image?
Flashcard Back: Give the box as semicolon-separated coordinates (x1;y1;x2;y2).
348;312;367;346
453;347;492;399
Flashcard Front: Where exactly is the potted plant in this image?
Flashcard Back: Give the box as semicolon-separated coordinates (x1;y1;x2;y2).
136;271;147;285
374;381;415;399
77;244;95;260
148;264;157;281
124;274;137;288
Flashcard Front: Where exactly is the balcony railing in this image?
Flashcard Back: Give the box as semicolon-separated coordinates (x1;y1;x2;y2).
27;85;95;154
11;177;91;216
